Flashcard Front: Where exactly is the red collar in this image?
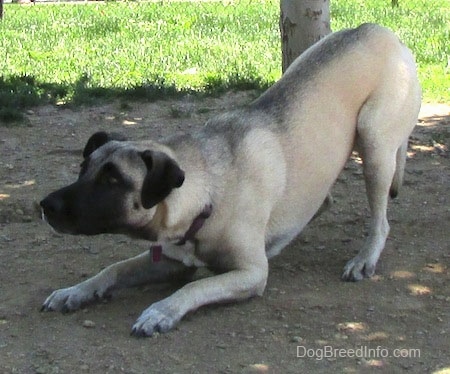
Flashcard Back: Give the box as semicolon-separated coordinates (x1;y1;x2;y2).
175;204;212;246
150;204;212;262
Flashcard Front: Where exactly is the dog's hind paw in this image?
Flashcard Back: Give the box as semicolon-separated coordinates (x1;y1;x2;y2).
131;300;181;337
341;256;376;282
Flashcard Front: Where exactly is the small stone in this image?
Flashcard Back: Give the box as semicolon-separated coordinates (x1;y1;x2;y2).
82;320;96;328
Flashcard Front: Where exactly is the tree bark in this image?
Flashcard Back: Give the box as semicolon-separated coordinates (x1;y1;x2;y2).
280;0;331;73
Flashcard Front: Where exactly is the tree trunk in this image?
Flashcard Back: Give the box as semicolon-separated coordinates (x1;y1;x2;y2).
280;0;331;73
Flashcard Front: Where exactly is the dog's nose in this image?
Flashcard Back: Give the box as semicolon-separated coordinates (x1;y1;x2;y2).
40;195;64;216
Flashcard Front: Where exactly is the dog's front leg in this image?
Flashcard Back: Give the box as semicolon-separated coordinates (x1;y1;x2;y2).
131;248;268;336
41;250;192;313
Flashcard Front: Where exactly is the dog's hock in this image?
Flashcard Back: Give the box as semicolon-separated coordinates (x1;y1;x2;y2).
140;150;185;209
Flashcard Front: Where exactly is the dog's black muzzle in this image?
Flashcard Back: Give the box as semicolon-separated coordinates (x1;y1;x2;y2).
40;185;79;234
40;178;133;237
40;193;64;220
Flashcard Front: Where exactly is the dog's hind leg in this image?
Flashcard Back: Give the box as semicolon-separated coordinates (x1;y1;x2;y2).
342;41;420;281
342;100;417;281
312;191;334;220
389;139;408;198
342;140;396;281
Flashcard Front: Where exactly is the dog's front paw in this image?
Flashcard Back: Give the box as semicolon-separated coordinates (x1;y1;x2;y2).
41;285;104;312
341;256;376;282
131;300;181;337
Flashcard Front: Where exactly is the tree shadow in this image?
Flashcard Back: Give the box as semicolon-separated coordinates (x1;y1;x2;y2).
0;74;180;123
0;73;268;124
412;109;450;157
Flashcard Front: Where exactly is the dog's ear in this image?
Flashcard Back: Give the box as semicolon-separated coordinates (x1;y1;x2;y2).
83;131;127;159
140;150;185;209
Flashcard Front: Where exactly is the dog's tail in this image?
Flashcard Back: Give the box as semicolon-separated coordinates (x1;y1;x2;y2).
390;140;409;198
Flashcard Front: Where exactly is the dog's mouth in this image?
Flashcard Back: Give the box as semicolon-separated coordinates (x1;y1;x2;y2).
40;204;156;239
40;208;76;235
39;194;110;236
40;203;93;235
40;208;48;224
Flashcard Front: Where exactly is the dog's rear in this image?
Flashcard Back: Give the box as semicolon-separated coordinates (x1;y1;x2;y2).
340;24;421;279
254;24;421;278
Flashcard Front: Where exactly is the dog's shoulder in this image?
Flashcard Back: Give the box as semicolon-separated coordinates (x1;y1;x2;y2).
198;110;254;150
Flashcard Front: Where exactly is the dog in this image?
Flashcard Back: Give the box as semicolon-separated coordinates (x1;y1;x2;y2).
40;23;421;336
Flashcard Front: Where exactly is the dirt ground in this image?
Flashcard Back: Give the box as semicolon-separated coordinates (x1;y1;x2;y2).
0;92;448;374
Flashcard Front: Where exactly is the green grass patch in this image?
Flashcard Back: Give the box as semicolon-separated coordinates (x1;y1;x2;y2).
331;0;449;103
0;0;448;123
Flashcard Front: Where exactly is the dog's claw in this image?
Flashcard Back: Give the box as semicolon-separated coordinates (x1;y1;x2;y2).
42;286;90;312
130;326;156;338
341;271;363;282
342;257;376;282
42;282;113;313
40;304;51;312
131;300;180;337
130;327;144;338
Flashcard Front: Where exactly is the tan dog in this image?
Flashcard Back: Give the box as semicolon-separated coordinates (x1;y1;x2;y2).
40;23;421;336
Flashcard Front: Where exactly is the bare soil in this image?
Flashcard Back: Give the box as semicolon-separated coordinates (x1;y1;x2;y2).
0;93;449;374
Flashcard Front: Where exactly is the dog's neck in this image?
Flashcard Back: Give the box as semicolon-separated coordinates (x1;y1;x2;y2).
176;204;212;245
149;204;212;263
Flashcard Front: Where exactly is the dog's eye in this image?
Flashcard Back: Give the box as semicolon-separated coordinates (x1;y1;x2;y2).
97;162;122;186
97;173;119;186
106;176;119;185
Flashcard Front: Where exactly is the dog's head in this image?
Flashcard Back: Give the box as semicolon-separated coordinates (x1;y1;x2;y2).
40;131;185;239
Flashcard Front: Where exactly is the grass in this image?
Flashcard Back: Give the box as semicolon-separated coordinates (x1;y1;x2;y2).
0;0;448;123
331;0;449;103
